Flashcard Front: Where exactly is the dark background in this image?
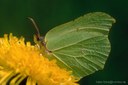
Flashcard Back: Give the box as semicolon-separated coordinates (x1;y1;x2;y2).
0;0;128;85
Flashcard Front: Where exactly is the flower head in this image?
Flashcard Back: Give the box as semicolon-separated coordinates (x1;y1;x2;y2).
0;34;79;85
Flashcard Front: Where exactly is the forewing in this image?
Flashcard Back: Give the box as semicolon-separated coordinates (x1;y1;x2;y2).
45;12;115;78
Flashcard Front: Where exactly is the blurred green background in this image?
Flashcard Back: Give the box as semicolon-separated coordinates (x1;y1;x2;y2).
0;0;128;85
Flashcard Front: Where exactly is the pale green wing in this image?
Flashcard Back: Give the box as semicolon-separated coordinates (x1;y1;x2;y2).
45;12;115;78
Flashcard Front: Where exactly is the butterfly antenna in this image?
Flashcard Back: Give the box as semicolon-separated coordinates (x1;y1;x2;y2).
28;17;41;38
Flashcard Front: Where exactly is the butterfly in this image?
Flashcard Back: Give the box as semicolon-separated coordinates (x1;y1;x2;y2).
29;12;115;79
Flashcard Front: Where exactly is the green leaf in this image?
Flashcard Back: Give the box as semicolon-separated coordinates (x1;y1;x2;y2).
44;12;115;78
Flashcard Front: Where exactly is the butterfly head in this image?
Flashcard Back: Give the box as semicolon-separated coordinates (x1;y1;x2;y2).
34;33;44;44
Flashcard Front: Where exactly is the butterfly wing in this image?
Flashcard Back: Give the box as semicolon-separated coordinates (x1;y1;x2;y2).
44;12;115;78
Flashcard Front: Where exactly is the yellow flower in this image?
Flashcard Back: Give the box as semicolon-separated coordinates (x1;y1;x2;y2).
0;34;79;85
